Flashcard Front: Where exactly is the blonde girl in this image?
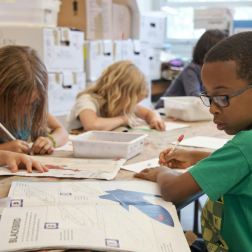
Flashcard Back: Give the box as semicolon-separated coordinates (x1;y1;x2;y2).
66;61;165;132
0;45;68;155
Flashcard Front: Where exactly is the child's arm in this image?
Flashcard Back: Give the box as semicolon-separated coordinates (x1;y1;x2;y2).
134;166;201;202
159;149;211;168
30;113;68;155
0;150;49;173
134;149;210;202
79;109;129;131
135;104;166;131
0;140;29;154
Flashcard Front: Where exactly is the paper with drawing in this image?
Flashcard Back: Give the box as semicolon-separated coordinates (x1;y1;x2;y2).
0;156;126;180
172;136;230;149
0;180;190;252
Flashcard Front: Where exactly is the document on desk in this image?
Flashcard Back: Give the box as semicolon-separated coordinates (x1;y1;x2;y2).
0;180;190;252
121;158;189;174
134;122;189;131
0;156;126;180
171;136;230;150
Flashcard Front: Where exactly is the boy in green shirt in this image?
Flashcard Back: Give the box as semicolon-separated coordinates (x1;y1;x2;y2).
134;31;252;252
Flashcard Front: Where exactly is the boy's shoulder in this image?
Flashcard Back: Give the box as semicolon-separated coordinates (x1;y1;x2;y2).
231;129;252;144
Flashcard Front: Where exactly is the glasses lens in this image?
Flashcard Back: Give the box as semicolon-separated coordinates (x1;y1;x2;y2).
200;95;211;107
213;96;229;107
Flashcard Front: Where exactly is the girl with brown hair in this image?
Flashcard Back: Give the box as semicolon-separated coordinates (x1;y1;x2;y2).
0;45;68;156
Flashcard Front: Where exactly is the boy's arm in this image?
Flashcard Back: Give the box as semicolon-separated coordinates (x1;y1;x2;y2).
135;104;165;131
79;109;128;131
134;167;202;202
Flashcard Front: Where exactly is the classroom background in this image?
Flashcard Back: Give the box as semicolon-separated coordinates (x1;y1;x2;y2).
0;1;252;251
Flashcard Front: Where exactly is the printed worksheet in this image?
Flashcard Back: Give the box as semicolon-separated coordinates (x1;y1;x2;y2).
171;136;230;149
0;181;190;252
0;156;126;180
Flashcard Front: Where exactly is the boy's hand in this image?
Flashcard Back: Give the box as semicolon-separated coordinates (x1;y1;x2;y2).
2;151;49;173
150;120;166;131
1;140;29;154
159;149;192;168
134;166;168;182
30;136;54;155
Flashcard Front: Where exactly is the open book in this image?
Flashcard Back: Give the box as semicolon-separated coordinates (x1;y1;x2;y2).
0;180;190;252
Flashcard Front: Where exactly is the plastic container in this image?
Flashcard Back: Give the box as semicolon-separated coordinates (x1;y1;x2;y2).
71;131;148;160
0;0;61;27
162;97;213;122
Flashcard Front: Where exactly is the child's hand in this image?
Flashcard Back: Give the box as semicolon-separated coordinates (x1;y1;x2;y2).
134;166;169;182
120;115;130;126
1;140;29;154
150;120;166;131
30;136;54;155
1;151;49;173
159;149;192;168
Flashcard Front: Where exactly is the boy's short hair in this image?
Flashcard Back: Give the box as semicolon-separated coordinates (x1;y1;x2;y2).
204;31;252;84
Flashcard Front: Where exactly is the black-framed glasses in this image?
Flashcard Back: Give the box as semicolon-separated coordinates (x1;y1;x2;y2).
199;85;252;108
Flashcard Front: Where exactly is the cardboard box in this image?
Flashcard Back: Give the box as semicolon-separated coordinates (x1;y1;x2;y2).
84;40;113;81
0;26;84;72
194;8;233;30
113;40;123;62
0;0;61;27
58;0;113;40
149;48;161;80
112;3;131;39
136;14;166;48
48;72;86;116
132;40;150;77
231;20;252;35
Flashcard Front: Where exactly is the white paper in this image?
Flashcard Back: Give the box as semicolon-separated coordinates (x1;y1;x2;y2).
0;180;190;252
172;136;230;150
134;122;189;131
0;156;126;180
0;197;10;215
121;158;189;174
54;141;73;152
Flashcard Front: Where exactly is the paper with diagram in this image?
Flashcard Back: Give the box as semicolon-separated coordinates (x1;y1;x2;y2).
0;156;126;180
0;180;190;252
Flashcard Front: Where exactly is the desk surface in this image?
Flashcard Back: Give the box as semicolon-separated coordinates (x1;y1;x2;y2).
0;117;232;200
0;117;232;252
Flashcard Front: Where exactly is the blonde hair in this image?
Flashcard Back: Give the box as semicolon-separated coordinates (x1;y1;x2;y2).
77;61;148;120
0;45;48;141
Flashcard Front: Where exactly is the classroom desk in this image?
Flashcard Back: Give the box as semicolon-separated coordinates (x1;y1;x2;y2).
0;117;232;252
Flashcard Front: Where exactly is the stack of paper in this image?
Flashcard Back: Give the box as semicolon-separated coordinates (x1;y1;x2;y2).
0;180;190;252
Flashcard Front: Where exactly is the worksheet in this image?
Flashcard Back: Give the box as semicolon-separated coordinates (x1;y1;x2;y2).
0;156;126;180
121;158;189;174
0;181;190;252
134;122;189;132
171;136;230;150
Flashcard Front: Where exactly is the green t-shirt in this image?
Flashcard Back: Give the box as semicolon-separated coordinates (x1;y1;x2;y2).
190;130;252;252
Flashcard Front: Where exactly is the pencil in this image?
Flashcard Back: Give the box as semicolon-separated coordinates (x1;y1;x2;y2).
161;134;184;166
0;123;16;141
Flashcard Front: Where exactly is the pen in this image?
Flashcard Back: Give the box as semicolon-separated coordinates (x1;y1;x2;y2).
161;134;184;166
0;123;15;140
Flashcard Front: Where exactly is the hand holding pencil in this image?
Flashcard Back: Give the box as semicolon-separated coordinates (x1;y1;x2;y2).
159;135;191;169
0;123;29;154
